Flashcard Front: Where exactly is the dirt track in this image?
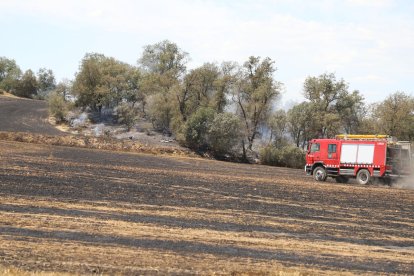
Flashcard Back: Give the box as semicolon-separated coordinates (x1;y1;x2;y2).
0;95;62;135
1;140;414;275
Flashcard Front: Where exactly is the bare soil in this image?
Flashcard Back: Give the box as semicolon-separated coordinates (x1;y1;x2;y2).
1;140;413;275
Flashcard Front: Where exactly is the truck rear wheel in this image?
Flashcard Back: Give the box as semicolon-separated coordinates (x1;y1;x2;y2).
313;167;327;182
356;169;371;185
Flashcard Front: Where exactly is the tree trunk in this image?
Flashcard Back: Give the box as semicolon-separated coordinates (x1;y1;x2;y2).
241;140;248;163
248;135;254;150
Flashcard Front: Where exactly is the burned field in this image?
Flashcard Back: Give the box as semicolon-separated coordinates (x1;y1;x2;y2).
0;96;63;136
0;141;413;275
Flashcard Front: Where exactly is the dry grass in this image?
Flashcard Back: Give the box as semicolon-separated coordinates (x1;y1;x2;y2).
0;92;20;99
0;131;194;157
0;265;74;276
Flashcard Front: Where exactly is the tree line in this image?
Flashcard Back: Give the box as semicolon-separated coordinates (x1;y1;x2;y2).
1;40;413;166
0;57;56;99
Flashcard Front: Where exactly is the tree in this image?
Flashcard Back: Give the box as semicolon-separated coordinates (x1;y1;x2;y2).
303;73;365;138
267;109;288;147
14;69;37;98
0;57;22;92
173;62;237;138
139;40;188;78
139;40;189;130
336;90;365;134
54;79;73;98
212;62;237;113
176;63;220;121
232;56;281;160
372;92;414;140
36;68;56;99
99;58;140;107
73;53;140;114
287;102;314;148
120;68;143;111
73;53;106;111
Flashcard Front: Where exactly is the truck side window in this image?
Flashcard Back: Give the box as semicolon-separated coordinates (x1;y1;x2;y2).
328;144;337;153
310;143;320;153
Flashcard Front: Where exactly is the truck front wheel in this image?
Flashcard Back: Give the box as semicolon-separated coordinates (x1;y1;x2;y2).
356;169;371;185
313;167;327;182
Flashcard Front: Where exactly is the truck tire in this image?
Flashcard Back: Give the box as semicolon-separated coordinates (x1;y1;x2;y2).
313;167;327;182
335;176;349;183
356;169;371;185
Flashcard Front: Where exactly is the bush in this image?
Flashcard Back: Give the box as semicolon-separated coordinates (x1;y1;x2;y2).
48;92;69;123
147;93;173;131
208;112;243;157
116;103;139;131
260;145;280;166
260;145;305;169
184;107;215;150
13;69;37;98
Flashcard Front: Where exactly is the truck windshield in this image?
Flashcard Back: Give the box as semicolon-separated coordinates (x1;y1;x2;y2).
310;143;320;153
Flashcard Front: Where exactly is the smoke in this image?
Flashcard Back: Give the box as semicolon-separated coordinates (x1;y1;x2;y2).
92;123;105;137
392;171;414;190
71;112;88;128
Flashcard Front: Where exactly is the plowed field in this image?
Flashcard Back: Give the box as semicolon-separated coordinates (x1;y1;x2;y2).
1;140;413;275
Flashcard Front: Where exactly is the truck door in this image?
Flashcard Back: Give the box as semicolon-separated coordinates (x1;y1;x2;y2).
326;143;338;167
328;144;338;159
309;142;321;162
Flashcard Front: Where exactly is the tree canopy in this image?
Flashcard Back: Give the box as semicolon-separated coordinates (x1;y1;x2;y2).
0;57;22;93
233;56;281;158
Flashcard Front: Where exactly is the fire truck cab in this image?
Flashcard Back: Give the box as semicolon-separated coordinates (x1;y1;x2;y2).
305;135;412;185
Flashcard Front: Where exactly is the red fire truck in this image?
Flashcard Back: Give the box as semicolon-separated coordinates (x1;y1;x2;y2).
305;135;412;185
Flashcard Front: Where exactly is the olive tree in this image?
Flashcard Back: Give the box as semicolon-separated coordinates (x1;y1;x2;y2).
372;92;414;140
14;69;37;98
139;40;189;131
73;53;140;114
303;73;365;138
232;56;281;160
0;57;22;93
36;68;56;99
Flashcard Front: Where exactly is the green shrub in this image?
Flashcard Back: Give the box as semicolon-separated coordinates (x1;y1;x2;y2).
208;112;243;157
116;103;139;131
48;92;69;123
260;145;280;166
184;107;215;150
260;145;305;169
147;93;173;131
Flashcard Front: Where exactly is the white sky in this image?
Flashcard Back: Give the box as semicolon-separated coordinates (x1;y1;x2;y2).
1;0;413;106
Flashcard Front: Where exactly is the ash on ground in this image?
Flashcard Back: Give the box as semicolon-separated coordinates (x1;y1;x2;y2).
67;110;183;149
